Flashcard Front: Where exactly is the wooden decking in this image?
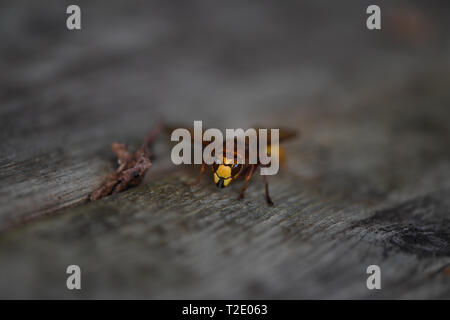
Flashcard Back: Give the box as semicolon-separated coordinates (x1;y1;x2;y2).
0;1;449;298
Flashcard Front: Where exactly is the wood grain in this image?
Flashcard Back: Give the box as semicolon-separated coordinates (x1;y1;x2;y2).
0;0;449;298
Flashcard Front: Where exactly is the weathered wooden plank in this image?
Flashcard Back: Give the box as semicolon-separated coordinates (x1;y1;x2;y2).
1;0;450;299
2;69;450;298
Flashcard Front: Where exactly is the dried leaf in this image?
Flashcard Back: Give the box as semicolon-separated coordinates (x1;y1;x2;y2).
90;123;163;201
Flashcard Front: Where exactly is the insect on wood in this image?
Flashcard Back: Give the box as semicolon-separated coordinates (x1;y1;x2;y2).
167;125;298;205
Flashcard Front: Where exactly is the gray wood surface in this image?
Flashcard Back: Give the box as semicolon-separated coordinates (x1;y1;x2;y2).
1;0;450;299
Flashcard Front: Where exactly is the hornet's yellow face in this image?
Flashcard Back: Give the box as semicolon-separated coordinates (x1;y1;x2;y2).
212;156;243;188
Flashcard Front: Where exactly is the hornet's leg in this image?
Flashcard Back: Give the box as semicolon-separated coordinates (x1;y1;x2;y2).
187;162;206;188
238;164;256;200
262;174;274;206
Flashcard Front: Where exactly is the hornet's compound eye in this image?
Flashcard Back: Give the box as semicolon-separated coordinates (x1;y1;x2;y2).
231;163;243;177
212;157;222;171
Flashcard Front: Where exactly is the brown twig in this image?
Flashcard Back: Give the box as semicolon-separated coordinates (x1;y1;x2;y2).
90;122;163;201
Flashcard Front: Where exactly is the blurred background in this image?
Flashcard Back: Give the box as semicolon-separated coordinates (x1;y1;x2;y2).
0;0;449;299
